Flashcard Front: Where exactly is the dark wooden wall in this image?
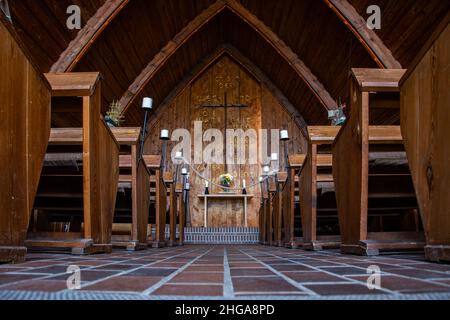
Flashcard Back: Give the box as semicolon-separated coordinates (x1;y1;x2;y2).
144;55;306;227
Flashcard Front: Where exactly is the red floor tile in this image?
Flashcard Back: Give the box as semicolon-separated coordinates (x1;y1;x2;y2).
83;276;162;292
152;284;223;296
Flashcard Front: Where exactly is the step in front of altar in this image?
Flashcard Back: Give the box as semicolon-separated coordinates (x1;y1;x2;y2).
184;227;259;244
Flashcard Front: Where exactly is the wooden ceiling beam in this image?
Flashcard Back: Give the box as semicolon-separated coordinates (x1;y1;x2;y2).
119;0;337;116
50;0;130;72
145;44;308;139
119;0;227;114
323;0;402;69
225;0;337;110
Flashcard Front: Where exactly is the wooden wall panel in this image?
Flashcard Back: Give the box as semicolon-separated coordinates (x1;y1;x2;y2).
0;20;51;262
145;55;306;227
401;22;450;262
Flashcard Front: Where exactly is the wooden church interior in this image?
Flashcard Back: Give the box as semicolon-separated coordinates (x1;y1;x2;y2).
1;0;449;268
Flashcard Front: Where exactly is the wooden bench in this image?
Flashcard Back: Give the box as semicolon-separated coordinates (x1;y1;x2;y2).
165;172;178;247
143;155;167;248
272;172;288;247
175;182;187;246
400;19;450;262
333;68;425;256
282;154;306;248
110;127;151;251
299;126;340;251
0;18;51;263
26;72;120;255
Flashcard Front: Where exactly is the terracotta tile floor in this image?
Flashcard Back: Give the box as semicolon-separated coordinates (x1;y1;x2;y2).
0;245;450;300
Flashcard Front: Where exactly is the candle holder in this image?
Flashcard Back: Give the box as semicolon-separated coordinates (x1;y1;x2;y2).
139;97;153;162
280;130;290;171
160;128;169;172
242;179;247;195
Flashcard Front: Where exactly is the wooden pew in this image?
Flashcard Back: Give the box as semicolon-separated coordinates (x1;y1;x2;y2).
175;182;186;246
144;155;167;248
0;17;51;263
272;172;288;247
110;127;151;251
400;20;450;262
333;68;425;256
300;126;340;251
259;181;274;245
26;73;120;255
165;172;177;247
282;154;306;248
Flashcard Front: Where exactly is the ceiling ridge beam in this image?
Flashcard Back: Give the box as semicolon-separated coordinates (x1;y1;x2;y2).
50;0;130;73
323;0;402;69
224;0;337;110
145;44;308;140
223;44;308;137
119;0;227;114
120;0;337;116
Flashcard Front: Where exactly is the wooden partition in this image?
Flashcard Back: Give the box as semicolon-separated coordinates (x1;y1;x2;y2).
260;182;276;245
144;155;167;248
272;172;288;247
166;172;177;247
25;73;120;255
282;155;305;248
0;18;51;263
333;69;425;256
111;128;151;251
400;21;450;262
300;126;340;251
175;183;186;246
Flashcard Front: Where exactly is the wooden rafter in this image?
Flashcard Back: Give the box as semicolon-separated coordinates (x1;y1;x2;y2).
323;0;402;69
225;0;336;109
50;0;130;72
119;0;337;115
119;0;227;114
145;44;308;139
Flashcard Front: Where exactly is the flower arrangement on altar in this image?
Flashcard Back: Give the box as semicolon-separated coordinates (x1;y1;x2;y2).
219;173;234;191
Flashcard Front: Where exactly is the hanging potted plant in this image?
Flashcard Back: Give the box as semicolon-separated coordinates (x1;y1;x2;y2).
105;100;124;127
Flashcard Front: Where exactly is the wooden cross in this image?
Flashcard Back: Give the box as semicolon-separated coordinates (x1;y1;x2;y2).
200;92;248;171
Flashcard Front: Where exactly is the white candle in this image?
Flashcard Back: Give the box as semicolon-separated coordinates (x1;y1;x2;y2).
205;180;209;188
181;168;188;175
142;97;153;109
271;153;279;161
160;129;169;139
259;176;263;183
185;183;190;190
263;166;270;174
280;130;289;140
242;179;246;188
175;151;183;160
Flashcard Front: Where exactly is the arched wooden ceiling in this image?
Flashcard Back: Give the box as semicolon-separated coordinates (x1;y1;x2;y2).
145;44;309;137
5;0;450;126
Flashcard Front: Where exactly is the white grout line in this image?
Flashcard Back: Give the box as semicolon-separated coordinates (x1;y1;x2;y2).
247;248;399;295
0;248;199;291
252;247;450;292
238;248;319;297
142;248;215;295
223;247;235;298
